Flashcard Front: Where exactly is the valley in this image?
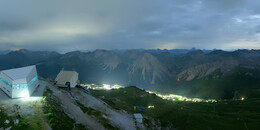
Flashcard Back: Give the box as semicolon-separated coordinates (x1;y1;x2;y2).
91;86;260;129
2;1;260;129
1;79;260;129
0;49;260;129
0;49;260;99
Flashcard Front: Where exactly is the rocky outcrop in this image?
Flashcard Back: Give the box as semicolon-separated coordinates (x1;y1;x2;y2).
92;50;121;71
128;52;169;84
178;60;240;81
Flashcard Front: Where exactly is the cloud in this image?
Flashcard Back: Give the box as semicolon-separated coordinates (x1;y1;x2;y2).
0;0;259;52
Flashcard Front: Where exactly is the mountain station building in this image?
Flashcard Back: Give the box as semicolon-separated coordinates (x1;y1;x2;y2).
133;113;143;123
0;65;39;98
55;70;79;88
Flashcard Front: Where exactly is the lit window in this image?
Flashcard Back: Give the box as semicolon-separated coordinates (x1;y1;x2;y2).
0;77;12;88
28;75;38;87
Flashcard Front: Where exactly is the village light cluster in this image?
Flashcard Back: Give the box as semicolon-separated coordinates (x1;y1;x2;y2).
81;83;124;90
81;83;217;103
146;90;217;103
102;84;123;90
147;105;155;109
103;84;111;90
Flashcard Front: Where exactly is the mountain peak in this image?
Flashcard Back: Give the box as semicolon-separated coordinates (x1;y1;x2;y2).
17;49;31;53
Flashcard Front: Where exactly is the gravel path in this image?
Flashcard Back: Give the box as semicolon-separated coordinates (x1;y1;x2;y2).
45;81;105;130
70;89;136;130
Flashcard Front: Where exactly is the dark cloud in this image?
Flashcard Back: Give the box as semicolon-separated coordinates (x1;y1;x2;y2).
0;0;260;52
0;20;29;32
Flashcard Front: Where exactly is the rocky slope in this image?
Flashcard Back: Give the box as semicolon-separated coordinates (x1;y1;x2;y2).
0;49;260;90
178;50;260;81
178;60;240;81
128;52;169;84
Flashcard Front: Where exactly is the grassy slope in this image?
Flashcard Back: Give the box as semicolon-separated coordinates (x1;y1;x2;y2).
0;98;50;130
75;100;119;130
0;107;30;129
153;67;260;99
42;88;85;130
91;87;260;130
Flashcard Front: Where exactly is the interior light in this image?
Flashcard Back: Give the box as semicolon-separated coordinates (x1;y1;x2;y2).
21;90;30;98
20;97;42;101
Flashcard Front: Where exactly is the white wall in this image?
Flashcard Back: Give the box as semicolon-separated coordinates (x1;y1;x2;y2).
0;72;13;97
12;78;27;84
55;71;63;82
26;66;39;95
12;87;29;98
0;66;39;98
12;78;27;98
136;119;143;123
70;73;78;88
11;66;39;98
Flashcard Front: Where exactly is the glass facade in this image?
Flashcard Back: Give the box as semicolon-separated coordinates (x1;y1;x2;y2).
12;84;27;89
0;75;38;89
28;75;38;87
0;77;12;88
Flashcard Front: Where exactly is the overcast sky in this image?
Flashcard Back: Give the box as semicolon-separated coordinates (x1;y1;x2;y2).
0;0;260;53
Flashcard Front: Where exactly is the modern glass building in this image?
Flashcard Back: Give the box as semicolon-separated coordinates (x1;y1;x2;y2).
0;65;39;98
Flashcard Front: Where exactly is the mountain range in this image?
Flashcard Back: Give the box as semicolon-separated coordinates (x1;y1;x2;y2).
0;49;260;99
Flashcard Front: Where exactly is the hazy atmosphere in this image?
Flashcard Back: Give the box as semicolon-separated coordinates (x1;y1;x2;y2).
1;0;260;53
1;1;260;129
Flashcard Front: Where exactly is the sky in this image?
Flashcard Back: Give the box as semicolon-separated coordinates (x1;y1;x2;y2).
0;0;260;53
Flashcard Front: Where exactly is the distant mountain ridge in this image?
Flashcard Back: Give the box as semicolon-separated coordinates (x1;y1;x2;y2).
0;48;260;99
0;50;10;55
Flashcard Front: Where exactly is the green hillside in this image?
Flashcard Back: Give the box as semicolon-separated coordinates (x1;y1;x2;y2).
154;67;260;99
91;87;260;129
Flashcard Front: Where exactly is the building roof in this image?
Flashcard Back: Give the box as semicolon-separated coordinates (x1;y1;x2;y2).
55;70;78;84
133;113;143;119
1;65;35;80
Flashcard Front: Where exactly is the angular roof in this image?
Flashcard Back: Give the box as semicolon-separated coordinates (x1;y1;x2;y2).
133;113;143;119
1;65;35;80
55;70;78;84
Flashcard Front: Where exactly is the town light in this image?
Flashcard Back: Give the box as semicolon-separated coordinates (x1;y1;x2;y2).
147;105;155;109
103;84;112;90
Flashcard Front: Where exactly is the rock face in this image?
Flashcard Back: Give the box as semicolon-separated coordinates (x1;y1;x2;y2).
128;52;169;84
0;49;260;87
92;50;121;71
176;49;260;81
178;60;240;81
